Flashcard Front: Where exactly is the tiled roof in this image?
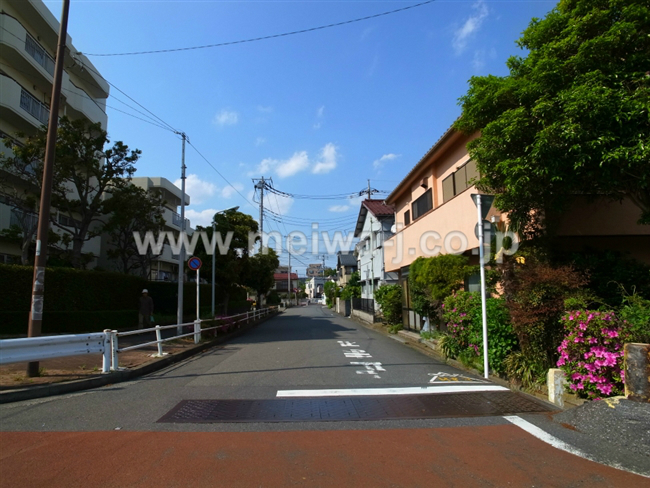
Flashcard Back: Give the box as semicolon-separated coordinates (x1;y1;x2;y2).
363;199;394;216
274;273;298;280
337;251;357;267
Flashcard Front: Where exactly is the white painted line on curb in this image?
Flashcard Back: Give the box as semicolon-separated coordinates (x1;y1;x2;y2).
503;415;650;479
276;385;508;397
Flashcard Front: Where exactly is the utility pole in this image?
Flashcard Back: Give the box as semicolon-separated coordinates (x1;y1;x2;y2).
26;0;70;378
368;180;375;299
288;252;291;307
252;177;268;309
176;132;188;335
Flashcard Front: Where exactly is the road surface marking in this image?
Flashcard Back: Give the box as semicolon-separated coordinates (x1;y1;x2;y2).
343;349;372;358
337;341;359;347
429;372;488;383
503;415;650;479
277;385;508;397
350;362;385;378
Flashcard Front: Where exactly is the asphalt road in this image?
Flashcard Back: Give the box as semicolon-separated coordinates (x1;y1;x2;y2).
1;305;647;486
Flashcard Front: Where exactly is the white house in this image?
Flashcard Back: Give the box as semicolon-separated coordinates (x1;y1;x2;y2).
353;200;398;305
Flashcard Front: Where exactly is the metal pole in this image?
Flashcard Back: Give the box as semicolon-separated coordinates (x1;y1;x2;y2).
196;268;200;321
476;195;490;379
26;0;70;377
211;221;216;318
288;252;291;307
176;133;187;334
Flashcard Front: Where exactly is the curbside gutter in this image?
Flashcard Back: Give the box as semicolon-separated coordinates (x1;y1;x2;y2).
0;312;279;404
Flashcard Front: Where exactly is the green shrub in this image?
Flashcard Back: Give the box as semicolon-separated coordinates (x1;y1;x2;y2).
374;284;403;325
388;323;402;334
619;292;650;343
442;291;517;374
0;310;138;336
503;351;546;390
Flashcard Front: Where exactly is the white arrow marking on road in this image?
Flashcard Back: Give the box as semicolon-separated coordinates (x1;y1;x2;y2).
276;385;508;397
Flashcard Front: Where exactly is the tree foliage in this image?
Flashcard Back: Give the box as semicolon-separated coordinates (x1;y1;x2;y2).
374;284;403;326
455;0;650;235
246;247;280;299
340;271;361;300
409;255;475;318
0;117;140;268
103;186;165;277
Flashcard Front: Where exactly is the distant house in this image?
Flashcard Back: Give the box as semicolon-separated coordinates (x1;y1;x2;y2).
306;263;324;277
273;272;299;293
305;277;326;299
353;200;398;305
336;251;357;286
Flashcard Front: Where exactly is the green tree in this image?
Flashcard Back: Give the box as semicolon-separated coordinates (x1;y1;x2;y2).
324;280;339;306
323;267;337;278
246;247;280;306
409;255;475;321
340;271;361;300
455;0;650;236
0;117;140;268
103;185;165;277
374;284;403;326
193;209;259;314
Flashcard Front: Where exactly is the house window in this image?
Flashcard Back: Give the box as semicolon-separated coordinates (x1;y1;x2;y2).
411;189;432;221
404;210;410;226
442;160;479;203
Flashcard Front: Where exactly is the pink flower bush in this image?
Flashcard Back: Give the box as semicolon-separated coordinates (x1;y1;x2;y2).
557;311;630;399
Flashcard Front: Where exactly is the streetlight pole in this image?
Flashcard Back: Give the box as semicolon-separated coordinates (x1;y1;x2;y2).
26;0;70;377
211;206;238;318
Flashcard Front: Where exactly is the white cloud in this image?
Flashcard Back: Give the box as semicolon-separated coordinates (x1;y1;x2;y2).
213;109;239;127
472;47;497;71
373;153;400;170
316;105;325;118
329;205;350;213
269;193;294;216
255;137;266;146
185;209;217;228
312;143;338;175
174;174;216;205
221;183;244;199
250;143;339;178
257;105;273;113
452;0;489;55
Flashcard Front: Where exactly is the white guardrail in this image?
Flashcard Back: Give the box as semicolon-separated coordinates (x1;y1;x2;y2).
0;308;273;374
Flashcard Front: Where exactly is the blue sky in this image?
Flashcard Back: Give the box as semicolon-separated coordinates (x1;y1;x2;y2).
45;0;556;274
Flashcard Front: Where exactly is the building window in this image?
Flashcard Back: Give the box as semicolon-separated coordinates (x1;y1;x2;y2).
58;213;81;228
442;160;479;203
404;210;410;226
411;189;432;221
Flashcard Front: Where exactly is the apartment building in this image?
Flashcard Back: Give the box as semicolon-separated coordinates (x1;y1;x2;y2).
306;263;323;277
0;0;109;264
127;177;192;282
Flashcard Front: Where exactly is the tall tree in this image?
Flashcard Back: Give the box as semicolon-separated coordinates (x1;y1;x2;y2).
0;117;141;268
103;185;165;277
193;209;259;314
455;0;650;236
246;247;280;305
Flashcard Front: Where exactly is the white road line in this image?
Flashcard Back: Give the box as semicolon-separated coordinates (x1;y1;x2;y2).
503;415;650;479
276;385;508;397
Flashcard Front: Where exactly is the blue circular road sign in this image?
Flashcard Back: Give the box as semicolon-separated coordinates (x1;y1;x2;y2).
188;256;202;270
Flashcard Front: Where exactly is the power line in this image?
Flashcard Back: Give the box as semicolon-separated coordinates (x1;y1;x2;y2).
187;141;256;207
83;0;437;57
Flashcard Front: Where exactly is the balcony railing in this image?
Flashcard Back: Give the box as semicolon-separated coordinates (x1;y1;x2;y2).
24;33;55;76
10;209;38;230
19;89;49;125
171;211;190;229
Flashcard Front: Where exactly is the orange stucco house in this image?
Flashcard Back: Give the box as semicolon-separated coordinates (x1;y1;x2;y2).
383;126;650;331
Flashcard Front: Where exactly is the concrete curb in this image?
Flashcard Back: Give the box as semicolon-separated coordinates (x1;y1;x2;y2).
0;312;279;404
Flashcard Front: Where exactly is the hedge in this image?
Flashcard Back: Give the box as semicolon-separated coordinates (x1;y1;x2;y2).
0;264;250;336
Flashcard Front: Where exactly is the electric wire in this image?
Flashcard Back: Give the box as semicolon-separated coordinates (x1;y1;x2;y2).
82;0;437;57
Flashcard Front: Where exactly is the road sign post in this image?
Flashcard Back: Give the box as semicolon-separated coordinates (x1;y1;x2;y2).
188;257;203;322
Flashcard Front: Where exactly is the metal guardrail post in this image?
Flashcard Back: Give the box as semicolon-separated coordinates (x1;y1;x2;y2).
194;320;201;344
102;330;111;373
110;330;118;371
155;325;164;356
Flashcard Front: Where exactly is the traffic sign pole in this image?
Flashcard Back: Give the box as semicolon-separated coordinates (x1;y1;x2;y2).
196;268;200;321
